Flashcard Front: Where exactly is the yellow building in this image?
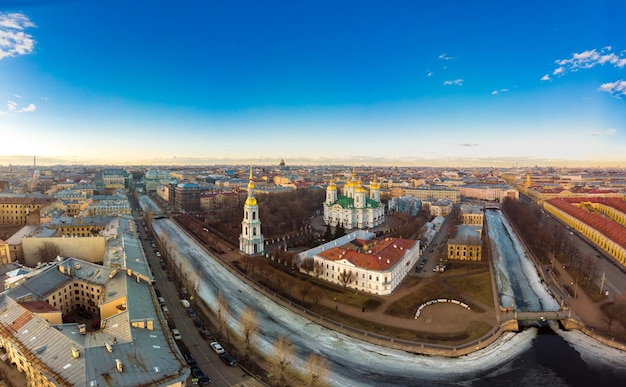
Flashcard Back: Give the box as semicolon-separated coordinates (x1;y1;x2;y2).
0;197;54;224
0;239;9;265
447;226;482;261
544;198;626;267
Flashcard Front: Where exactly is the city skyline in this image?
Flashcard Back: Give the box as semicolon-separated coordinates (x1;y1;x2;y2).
1;1;625;167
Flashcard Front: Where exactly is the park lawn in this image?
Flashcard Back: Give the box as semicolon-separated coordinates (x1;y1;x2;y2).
309;304;492;345
385;282;459;318
445;271;494;308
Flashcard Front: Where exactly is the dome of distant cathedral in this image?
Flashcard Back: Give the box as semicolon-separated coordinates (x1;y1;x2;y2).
279;158;285;167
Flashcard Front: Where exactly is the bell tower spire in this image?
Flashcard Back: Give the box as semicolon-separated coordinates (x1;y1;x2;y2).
240;165;264;255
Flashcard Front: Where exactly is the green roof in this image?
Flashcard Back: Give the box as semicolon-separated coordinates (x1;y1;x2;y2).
331;196;380;209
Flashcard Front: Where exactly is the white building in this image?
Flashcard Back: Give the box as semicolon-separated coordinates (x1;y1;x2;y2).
323;172;385;229
239;168;264;255
459;184;519;202
298;230;420;295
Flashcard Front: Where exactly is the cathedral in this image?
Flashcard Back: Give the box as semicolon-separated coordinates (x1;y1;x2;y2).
323;171;385;229
239;167;264;255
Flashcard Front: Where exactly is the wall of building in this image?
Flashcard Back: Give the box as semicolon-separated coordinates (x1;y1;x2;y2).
22;237;107;266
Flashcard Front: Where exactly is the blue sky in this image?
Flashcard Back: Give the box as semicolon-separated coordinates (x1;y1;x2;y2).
1;1;625;167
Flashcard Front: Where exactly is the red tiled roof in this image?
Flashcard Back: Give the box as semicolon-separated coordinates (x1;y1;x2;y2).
318;238;416;271
546;198;626;249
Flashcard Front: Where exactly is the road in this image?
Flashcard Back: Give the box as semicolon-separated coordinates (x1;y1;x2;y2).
130;199;253;387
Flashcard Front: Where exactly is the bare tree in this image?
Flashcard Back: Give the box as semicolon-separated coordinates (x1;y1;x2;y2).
37;241;61;262
239;308;258;360
301;258;315;275
311;288;325;306
338;269;355;291
216;292;230;341
299;282;313;303
305;353;331;386
274;272;286;291
313;262;325;279
272;335;294;387
285;278;296;299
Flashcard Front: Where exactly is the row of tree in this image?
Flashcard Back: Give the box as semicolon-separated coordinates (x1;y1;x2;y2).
216;292;330;386
501;197;599;286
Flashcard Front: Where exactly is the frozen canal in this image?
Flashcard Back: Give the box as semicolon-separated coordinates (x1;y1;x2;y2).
485;209;559;312
153;213;626;385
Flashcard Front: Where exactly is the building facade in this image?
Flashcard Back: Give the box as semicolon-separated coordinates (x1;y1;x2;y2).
300;231;419;295
323;173;385;229
544;198;626;267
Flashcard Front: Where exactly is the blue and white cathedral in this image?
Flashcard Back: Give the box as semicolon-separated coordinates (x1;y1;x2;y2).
323;171;385;229
240;167;264;255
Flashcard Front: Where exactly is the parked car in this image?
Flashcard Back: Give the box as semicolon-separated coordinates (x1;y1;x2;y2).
220;352;238;366
158;297;166;306
209;341;225;354
191;366;211;385
183;353;197;366
200;329;213;340
167;274;174;281
180;299;190;308
171;329;181;340
193;317;204;327
155;251;161;257
187;308;197;318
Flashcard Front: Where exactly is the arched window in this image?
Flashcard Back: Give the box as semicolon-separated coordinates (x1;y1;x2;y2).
253;211;256;220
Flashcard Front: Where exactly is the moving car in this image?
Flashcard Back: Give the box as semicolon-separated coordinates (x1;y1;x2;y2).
209;341;225;354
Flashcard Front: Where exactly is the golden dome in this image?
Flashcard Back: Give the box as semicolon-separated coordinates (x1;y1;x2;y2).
327;179;337;190
355;187;366;193
245;197;257;206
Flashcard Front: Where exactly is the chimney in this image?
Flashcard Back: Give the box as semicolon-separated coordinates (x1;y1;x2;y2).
105;342;113;353
71;347;80;358
115;359;123;372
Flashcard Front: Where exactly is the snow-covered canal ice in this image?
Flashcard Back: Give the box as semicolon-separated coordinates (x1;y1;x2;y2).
485;209;559;312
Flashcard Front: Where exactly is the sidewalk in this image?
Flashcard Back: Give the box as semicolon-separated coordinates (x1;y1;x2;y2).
550;261;625;335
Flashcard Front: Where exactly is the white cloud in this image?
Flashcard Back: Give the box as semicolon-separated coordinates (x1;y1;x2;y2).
438;53;453;61
443;79;463;86
2;100;36;114
426;71;433;77
591;128;617;136
491;88;509;95
552;47;626;75
598;80;626;98
541;74;551;81
0;13;36;60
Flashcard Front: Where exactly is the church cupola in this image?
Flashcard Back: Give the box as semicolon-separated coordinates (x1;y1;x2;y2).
240;166;264;255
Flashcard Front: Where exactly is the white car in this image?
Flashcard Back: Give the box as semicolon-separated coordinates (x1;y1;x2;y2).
210;341;225;354
180;299;190;308
172;329;181;340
